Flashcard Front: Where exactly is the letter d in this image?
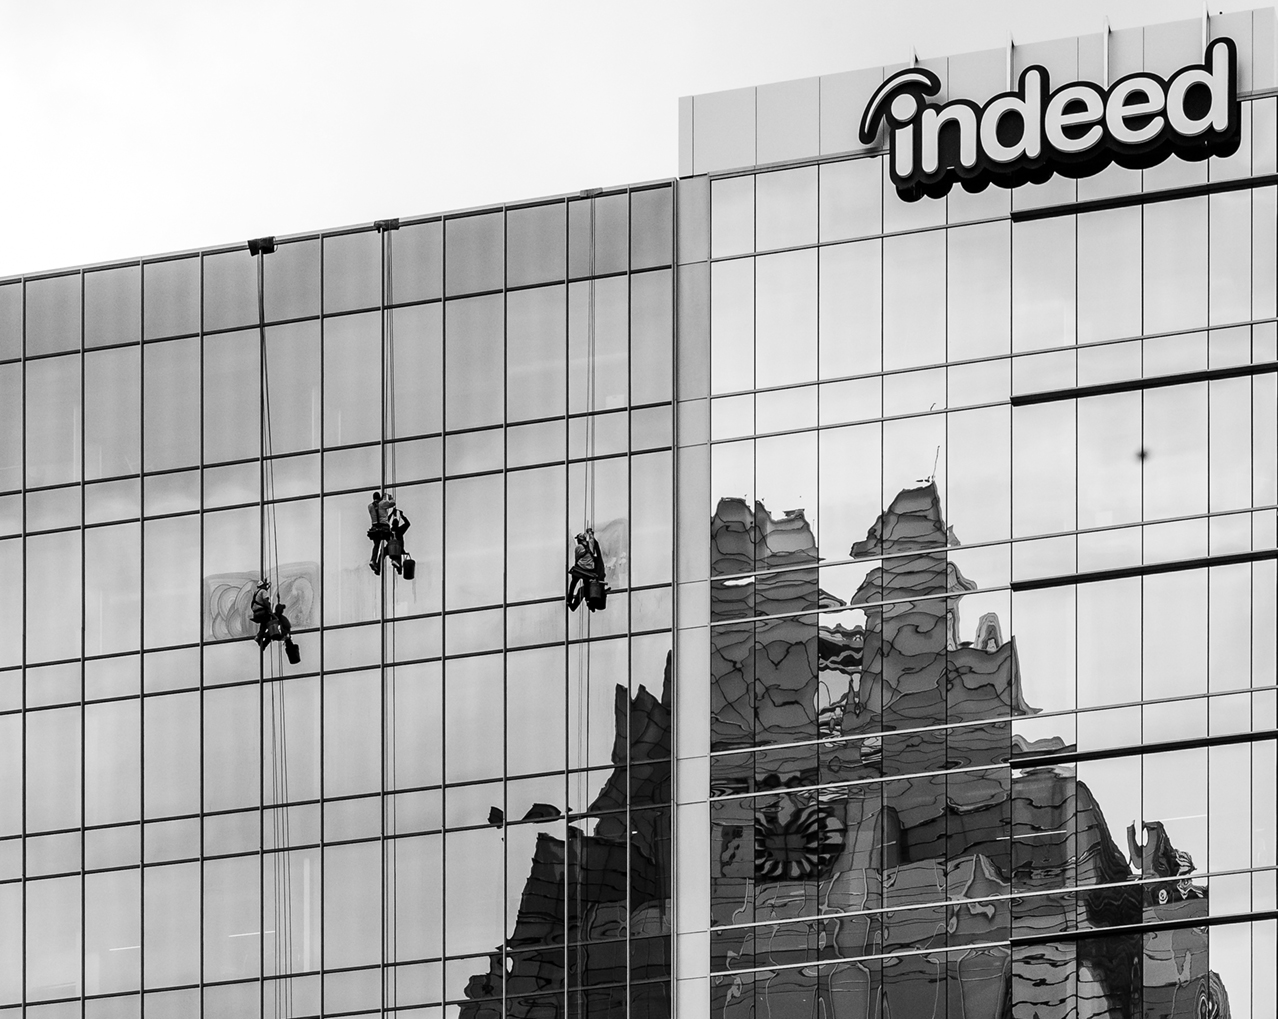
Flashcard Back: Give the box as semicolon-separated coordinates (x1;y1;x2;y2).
1167;37;1234;138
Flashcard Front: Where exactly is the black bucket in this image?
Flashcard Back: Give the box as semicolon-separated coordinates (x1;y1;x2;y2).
586;579;607;611
401;557;416;581
285;639;301;665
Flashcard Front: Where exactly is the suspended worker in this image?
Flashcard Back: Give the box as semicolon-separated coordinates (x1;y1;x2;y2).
263;601;301;664
385;508;413;577
567;529;607;612
367;490;396;575
250;579;273;647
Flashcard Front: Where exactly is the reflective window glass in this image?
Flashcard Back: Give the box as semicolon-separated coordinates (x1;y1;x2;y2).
507;285;566;422
85;345;140;480
445;295;503;430
755;166;817;251
323;230;381;314
883;229;944;370
1078;206;1141;344
143;257;199;340
143;338;200;473
507;202;565;288
445;212;504;296
323;312;380;446
203;330;259;464
25;273;80;356
1012;217;1075;352
631;186;674;270
202;248;257;332
84;264;141;348
631;269;673;405
25;353;81;487
0;281;20;360
263;239;319;323
819;157;881;242
755;249;816;387
387;219;442;305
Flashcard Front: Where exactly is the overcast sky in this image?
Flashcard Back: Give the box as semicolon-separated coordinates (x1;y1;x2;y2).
0;0;1266;277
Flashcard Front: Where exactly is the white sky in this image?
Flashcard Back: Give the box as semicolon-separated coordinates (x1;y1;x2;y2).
0;0;1267;277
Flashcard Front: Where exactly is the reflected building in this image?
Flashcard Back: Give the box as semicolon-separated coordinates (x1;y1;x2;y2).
1;7;1276;1019
709;487;1226;1017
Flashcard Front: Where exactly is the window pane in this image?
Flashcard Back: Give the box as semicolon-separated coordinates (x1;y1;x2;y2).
444;654;504;784
143;257;200;340
86;522;141;656
145;515;201;648
883;230;945;370
85;699;140;827
25;354;81;487
203;330;259;464
145;692;201;819
948;221;1010;360
203;248;257;332
1144;197;1207;334
27;530;81;663
1078;206;1140;344
0;364;20;493
631;269;673;405
143;337;200;472
323;230;381;314
755;249;816;386
630;186;674;270
264;320;321;454
86;869;140;994
323;312;381;447
445;473;503;610
507;285;565;422
1012;217;1075;352
755;166;817;251
445;213;504;297
506;465;565;603
507;202;565;288
27;875;81;1000
85;345;140;480
324;670;381;797
446;295;503;430
819;240;881;379
263;239;319;323
144;863;200;988
390;302;442;439
389;219;442;304
27;707;81;832
25;273;80;356
84;264;141;348
710;258;754;395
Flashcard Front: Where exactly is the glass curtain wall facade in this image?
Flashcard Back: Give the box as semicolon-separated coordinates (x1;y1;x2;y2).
0;186;677;1017
2;10;1278;1019
677;11;1278;1019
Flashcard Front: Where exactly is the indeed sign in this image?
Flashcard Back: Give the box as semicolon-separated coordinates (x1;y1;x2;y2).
859;37;1241;201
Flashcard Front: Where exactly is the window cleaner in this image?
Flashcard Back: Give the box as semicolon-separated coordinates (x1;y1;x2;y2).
567;528;607;612
251;584;301;664
367;490;396;574
385;508;415;580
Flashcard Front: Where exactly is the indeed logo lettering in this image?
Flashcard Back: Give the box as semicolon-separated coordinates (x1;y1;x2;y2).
859;37;1240;202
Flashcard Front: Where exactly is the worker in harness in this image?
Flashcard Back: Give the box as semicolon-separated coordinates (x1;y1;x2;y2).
367;490;396;575
385;508;414;578
251;579;273;647
567;529;607;612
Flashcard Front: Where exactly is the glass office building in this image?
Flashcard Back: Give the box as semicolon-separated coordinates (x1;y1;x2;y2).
1;9;1275;1019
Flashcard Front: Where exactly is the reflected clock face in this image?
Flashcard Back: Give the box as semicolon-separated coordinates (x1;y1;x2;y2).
754;802;845;881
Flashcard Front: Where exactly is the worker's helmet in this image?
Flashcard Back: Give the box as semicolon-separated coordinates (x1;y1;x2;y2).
257;579;271;589
574;533;586;543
